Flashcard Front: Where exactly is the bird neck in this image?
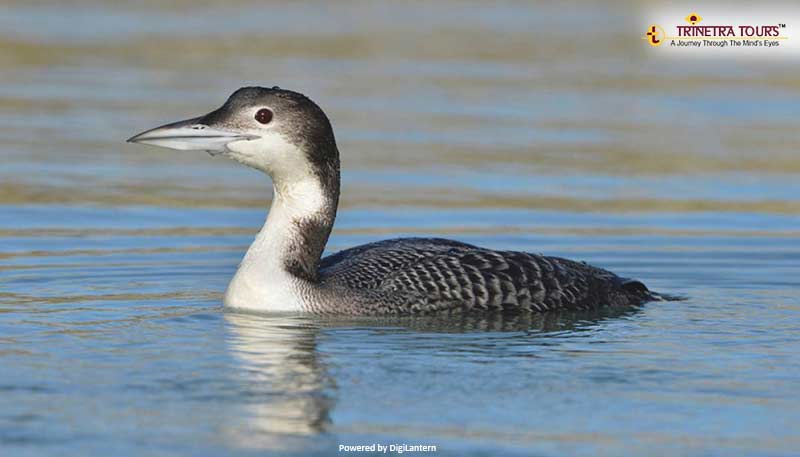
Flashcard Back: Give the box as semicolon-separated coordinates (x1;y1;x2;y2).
223;137;341;312
223;174;338;312
252;174;338;283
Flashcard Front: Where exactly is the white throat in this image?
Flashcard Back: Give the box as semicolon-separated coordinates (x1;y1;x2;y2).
223;177;328;313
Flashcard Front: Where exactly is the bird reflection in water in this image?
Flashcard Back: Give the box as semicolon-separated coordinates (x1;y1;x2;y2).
222;313;333;451
221;305;641;450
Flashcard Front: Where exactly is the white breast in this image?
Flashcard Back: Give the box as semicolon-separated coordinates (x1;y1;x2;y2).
223;266;304;312
222;177;325;313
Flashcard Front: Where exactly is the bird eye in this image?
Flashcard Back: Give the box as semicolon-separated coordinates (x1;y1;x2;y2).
255;108;273;124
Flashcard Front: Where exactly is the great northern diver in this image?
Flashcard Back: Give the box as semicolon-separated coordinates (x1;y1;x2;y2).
128;86;657;315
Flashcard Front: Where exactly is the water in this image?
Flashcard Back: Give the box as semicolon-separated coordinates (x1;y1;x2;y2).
2;1;800;456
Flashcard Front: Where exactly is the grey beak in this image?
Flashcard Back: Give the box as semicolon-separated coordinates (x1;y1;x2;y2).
127;117;258;152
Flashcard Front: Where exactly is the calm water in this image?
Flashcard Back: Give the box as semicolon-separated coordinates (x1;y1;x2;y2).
2;2;800;456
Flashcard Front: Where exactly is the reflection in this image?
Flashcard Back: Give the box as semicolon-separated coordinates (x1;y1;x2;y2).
222;313;333;451
221;305;642;450
314;305;643;334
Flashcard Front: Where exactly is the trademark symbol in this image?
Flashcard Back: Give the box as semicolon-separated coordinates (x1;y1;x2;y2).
779;23;786;28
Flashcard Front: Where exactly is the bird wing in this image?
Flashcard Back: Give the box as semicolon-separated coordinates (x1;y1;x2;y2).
320;238;646;314
320;237;479;288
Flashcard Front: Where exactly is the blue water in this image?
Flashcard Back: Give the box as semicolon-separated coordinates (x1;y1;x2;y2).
2;205;799;456
2;1;800;456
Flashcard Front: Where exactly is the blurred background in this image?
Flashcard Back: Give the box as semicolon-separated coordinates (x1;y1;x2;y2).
1;1;799;457
2;0;798;211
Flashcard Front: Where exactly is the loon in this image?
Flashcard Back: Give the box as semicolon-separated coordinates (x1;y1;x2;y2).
128;86;657;315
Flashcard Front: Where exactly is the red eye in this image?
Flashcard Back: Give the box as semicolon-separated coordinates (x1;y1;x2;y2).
255;108;273;124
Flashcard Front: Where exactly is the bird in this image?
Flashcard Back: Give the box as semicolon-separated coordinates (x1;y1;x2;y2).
128;86;661;315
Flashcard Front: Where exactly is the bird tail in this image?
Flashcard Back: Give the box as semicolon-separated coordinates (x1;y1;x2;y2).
646;290;687;302
621;279;685;302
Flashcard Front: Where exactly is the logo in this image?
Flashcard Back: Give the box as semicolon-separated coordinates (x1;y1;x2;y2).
642;12;789;50
685;13;702;25
644;24;665;46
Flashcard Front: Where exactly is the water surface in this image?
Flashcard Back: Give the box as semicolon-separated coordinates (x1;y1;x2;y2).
1;1;799;456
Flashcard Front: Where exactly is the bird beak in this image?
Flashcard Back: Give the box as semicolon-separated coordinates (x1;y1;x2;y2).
127;117;259;152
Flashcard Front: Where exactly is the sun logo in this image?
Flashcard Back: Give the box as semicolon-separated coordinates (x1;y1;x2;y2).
643;24;665;46
685;13;702;25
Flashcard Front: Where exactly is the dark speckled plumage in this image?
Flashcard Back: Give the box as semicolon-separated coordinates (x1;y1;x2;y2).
318;237;652;315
